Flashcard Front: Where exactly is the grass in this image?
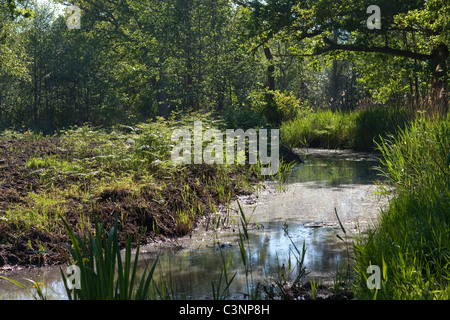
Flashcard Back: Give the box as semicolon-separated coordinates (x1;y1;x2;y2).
0;213;159;300
230;201;310;300
212;251;237;300
60;214;158;300
353;113;450;299
0;276;48;300
280;106;414;151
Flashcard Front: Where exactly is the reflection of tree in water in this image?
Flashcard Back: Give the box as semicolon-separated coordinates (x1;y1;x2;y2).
287;157;382;187
241;223;348;282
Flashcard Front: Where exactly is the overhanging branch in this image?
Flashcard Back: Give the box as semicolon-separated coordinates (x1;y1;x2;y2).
275;37;433;61
319;37;432;61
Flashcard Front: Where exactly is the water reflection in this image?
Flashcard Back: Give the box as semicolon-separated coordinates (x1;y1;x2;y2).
0;266;68;300
137;223;349;299
286;149;383;187
0;149;386;300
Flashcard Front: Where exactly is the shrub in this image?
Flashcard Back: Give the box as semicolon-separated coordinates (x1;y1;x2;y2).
222;104;267;130
133;117;175;165
280;107;355;149
249;89;301;125
272;90;302;123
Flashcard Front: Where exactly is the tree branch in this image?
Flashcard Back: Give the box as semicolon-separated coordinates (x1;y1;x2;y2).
319;37;432;61
292;29;323;42
276;37;432;61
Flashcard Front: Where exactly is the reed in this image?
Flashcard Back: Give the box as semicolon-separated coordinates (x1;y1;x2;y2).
280;106;413;151
60;214;158;300
353;113;450;299
211;253;237;300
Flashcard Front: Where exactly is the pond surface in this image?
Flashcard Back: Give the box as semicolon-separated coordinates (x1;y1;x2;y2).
0;149;389;300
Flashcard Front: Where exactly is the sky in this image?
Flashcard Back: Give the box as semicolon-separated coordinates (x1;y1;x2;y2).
35;0;67;16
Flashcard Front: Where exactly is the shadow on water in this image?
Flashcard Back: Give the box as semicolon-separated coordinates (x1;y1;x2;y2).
0;149;388;300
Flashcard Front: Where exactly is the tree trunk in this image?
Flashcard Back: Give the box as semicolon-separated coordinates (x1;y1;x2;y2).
329;30;339;111
152;71;169;119
429;44;449;114
264;47;275;92
330;60;339;111
156;89;169;118
263;46;282;125
211;2;224;112
85;87;90;123
0;87;2;123
33;42;39;124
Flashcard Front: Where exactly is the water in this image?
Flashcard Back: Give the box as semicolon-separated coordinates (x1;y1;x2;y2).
0;149;389;300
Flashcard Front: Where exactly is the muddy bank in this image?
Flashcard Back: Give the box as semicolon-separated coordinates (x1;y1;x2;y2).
0;138;269;270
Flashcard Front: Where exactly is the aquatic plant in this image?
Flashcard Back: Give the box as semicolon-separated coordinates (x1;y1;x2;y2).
60;214;158;300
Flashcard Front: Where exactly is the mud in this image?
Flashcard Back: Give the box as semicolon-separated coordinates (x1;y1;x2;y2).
0;138;263;270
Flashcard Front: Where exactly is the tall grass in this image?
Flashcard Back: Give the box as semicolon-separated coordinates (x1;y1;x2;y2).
353;113;450;299
280;106;413;151
281;108;355;149
60;214;158;300
1;214;159;300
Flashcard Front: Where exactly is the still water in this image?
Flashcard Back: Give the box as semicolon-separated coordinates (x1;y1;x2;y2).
0;149;389;300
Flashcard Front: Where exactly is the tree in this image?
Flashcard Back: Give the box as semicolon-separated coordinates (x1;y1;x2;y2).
69;0;260;118
0;1;33;126
234;0;449;112
0;0;33;20
1;0;33;75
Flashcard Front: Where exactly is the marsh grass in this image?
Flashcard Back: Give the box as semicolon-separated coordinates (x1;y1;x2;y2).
280;106;413;151
353;113;450;299
2;112;282;242
3;190;67;234
236;200;256;298
60;214;158;300
232;201;309;300
211;250;237;300
0;215;156;301
0;276;48;300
